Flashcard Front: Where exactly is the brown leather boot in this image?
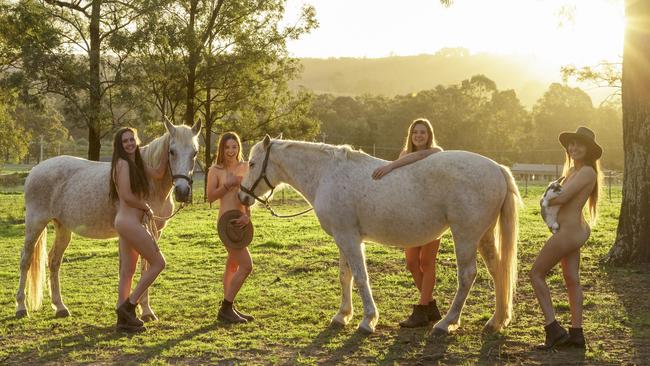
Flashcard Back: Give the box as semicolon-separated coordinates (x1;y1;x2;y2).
116;313;146;333
563;327;586;348
116;300;144;328
218;300;247;323
427;300;442;322
535;320;569;350
399;305;429;328
233;306;254;322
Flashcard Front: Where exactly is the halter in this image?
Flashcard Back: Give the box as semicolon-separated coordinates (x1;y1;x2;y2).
239;142;314;219
167;148;195;204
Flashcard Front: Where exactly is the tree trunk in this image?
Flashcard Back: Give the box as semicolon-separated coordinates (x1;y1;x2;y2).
204;87;212;202
87;0;102;161
607;0;650;264
184;0;198;127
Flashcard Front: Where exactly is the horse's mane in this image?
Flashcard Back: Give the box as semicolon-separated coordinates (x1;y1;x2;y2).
277;139;373;162
140;125;196;166
140;133;170;167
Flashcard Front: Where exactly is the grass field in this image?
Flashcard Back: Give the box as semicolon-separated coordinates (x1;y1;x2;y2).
0;184;648;365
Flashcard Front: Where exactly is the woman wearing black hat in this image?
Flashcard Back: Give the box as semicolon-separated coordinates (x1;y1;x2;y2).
530;126;602;350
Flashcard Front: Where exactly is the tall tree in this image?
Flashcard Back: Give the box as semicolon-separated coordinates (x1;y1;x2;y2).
607;0;650;264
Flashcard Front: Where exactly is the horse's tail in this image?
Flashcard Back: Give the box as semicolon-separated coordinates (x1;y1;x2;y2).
26;227;47;311
493;165;521;330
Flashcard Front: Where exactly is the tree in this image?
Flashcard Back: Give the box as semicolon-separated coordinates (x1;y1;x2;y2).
0;92;30;163
607;0;650;264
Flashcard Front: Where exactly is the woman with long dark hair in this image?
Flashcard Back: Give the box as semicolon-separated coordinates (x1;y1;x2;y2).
110;127;168;332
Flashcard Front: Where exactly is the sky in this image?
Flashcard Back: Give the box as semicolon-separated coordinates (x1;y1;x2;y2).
283;0;624;68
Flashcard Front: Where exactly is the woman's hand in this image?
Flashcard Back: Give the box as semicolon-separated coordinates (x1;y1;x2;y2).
231;214;250;228
372;165;393;180
224;173;243;190
144;205;154;219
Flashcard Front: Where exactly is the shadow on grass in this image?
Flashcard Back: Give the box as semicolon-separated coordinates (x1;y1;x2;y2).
605;264;650;364
380;326;451;365
283;322;345;364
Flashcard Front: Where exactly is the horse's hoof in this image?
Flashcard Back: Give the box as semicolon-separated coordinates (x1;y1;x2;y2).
431;327;449;337
331;313;352;326
357;323;375;334
16;309;28;318
55;309;70;318
141;313;158;322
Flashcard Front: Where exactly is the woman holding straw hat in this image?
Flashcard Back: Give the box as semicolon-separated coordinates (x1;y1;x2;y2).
530;126;603;349
207;132;254;324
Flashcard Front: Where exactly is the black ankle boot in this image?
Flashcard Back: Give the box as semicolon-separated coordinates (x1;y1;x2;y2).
116;300;144;328
233;306;254;322
218;300;246;323
564;327;586;348
427;300;442;322
399;305;429;328
536;320;569;350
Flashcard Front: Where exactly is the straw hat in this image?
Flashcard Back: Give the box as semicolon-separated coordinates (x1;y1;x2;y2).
558;126;602;160
217;210;253;249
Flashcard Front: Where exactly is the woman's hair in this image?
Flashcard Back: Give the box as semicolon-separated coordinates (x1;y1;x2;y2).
109;127;149;201
403;118;439;154
561;145;603;224
212;132;243;167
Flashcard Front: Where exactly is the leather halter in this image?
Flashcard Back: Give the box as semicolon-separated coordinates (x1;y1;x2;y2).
239;142;275;206
239;142;314;218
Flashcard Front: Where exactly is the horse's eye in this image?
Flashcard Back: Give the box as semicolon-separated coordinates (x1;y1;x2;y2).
170;149;175;156
192;151;197;158
249;162;255;168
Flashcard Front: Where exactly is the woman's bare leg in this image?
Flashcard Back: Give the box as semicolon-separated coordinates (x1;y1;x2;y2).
117;237;139;308
418;239;441;305
561;249;583;328
224;247;252;302
405;247;423;291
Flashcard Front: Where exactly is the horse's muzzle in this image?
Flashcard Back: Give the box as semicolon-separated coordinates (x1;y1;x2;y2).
238;191;254;206
173;184;192;203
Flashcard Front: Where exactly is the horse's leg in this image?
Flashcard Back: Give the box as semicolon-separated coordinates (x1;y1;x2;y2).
16;216;49;318
433;230;479;334
49;220;72;317
477;226;504;331
331;251;354;326
334;232;378;333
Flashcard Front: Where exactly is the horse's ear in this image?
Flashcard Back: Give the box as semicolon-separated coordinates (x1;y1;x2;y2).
275;132;283;140
263;134;271;147
191;118;202;136
163;116;176;137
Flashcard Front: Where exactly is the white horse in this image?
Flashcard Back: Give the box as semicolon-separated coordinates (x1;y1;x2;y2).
239;136;520;334
16;120;201;320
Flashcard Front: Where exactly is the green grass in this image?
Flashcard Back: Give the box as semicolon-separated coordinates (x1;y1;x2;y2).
1;185;648;365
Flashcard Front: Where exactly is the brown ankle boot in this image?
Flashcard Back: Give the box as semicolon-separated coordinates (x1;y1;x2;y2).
233;306;254;322
218;300;247;323
116;313;146;332
427;300;442;322
116;300;144;328
399;305;429;328
536;320;569;350
563;327;586;348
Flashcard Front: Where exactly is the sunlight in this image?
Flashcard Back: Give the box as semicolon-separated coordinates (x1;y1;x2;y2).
283;0;624;67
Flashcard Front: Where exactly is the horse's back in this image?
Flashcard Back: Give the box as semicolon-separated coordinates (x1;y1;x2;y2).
324;150;508;247
25;156;116;238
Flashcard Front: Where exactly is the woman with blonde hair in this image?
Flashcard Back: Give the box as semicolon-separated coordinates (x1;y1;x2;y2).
372;118;444;327
207;132;254;323
530;126;602;349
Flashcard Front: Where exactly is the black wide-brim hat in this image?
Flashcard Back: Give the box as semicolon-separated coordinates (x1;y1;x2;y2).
558;126;602;160
217;210;253;249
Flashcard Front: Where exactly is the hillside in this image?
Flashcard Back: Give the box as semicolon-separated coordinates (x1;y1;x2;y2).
290;48;614;107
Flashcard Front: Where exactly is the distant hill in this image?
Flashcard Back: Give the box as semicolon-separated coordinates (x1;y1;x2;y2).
290;48;614;107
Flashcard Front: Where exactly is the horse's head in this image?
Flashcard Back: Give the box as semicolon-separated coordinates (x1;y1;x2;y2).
239;135;279;207
164;118;202;203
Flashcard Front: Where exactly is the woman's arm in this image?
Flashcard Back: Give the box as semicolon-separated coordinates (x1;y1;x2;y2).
372;147;443;180
144;141;169;180
115;159;151;212
548;167;596;205
206;167;229;203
